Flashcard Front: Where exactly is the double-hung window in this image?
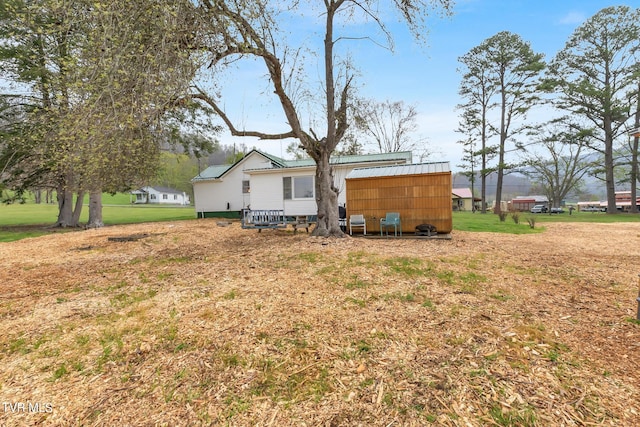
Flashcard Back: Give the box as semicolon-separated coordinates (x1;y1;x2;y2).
283;176;314;200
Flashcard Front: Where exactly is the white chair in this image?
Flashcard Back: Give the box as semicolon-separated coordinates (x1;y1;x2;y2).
349;214;366;235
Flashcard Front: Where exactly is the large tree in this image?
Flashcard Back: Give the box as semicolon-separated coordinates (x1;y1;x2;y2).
521;118;595;209
455;98;496;213
458;31;545;214
191;0;453;236
0;0;201;226
458;31;545;213
543;6;640;214
352;99;430;159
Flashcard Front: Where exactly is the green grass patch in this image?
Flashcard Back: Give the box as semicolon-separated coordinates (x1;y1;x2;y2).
384;256;432;276
109;289;158;309
52;364;68;381
454;210;640;234
490;292;513;302
489;405;536;426
345;275;373;289
0;195;195;242
345;297;367;307
453;212;544;234
382;291;417;303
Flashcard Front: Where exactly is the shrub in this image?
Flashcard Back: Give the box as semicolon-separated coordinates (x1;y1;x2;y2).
527;217;536;229
498;212;508;222
511;212;520;224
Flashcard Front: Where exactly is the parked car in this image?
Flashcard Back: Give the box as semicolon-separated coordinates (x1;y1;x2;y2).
530;205;548;213
550;207;565;214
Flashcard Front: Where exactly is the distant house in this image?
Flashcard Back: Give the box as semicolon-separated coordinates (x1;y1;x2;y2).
345;162;453;234
452;188;480;211
509;195;548;212
131;186;190;206
577;191;640;212
612;191;640;212
191;149;413;219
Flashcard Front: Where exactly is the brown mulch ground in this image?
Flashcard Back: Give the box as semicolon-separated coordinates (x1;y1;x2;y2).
0;220;639;426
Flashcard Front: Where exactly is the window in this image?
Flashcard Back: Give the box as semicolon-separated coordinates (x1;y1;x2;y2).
150;194;156;200
283;177;292;199
174;194;178;200
162;194;168;200
283;176;314;200
242;180;250;194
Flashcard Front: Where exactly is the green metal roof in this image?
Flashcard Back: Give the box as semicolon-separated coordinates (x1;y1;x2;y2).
192;149;288;182
192;164;233;181
192;150;414;181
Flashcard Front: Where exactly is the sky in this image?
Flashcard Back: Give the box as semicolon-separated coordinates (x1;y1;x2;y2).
208;1;636;170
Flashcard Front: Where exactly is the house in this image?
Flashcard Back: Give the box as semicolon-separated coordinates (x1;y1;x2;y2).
577;191;640;212
452;188;480;211
508;195;548;212
345;162;453;234
131;186;190;205
191;149;413;218
612;190;640;212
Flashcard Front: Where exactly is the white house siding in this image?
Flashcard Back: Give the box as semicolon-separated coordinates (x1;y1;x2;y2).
192;150;412;218
249;169;324;216
193;152;275;218
156;192;189;205
133;186;190;205
333;166;353;206
247;164;379;216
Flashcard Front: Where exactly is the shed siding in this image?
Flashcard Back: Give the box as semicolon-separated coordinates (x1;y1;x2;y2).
346;172;452;234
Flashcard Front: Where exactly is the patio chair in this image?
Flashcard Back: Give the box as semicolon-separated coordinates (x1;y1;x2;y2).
349;214;366;235
380;212;402;237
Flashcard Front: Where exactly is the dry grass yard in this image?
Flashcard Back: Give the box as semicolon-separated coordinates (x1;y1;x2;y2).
0;219;639;426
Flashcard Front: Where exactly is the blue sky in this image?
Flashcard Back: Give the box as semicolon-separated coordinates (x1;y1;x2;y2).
211;1;636;169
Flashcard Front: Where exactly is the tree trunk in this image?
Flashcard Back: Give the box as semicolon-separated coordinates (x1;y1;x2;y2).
56;186;75;227
494;164;504;214
87;191;104;228
631;134;638;214
312;151;341;237
493;87;507;215
604;117;618;213
631;82;640;214
72;190;85;226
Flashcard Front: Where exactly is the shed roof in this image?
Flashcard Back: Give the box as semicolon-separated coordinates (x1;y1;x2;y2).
345;162;450;179
282;151;412;168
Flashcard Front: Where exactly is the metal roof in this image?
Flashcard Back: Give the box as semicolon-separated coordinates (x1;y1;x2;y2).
191;164;233;181
452;188;473;199
192;150;413;181
283;151;412;168
345;162;450;179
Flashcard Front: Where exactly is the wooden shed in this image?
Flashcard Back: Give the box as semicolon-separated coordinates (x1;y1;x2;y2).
345;162;452;235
